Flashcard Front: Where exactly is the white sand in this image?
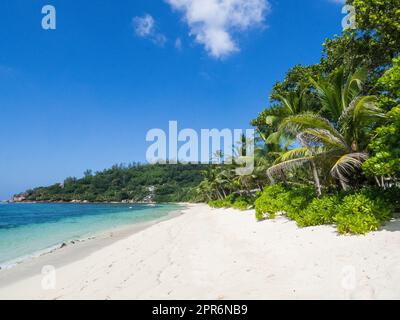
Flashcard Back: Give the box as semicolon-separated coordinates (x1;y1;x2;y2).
0;203;399;300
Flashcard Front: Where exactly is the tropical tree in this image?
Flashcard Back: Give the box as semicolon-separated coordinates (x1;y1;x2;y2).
267;68;386;192
363;105;400;187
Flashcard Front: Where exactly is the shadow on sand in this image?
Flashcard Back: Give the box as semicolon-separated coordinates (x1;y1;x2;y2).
381;214;400;232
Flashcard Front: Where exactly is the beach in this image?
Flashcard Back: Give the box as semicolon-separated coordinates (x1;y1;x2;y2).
0;203;399;300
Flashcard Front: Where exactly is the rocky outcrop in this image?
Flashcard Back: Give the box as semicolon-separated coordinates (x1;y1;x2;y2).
12;193;29;202
142;186;156;203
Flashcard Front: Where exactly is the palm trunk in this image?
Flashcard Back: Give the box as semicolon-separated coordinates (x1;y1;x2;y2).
310;161;322;197
222;189;227;198
216;188;224;200
280;169;288;187
374;176;381;187
339;179;348;191
381;177;387;190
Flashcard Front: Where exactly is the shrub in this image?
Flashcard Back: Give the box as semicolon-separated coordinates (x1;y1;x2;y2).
334;194;392;235
362;106;400;179
254;184;287;220
295;195;340;227
231;198;251;211
208;194;253;211
208;199;229;208
254;184;315;221
255;184;396;234
360;186;400;212
283;186;316;220
384;187;400;212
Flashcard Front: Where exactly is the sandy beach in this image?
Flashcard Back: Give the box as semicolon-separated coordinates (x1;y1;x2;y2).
0;203;399;300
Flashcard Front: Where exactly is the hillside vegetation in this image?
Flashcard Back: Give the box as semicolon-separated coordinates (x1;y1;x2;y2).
21;164;206;203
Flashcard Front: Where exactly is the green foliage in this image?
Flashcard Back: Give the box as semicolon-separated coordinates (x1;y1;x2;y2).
377;57;400;103
360;186;400;212
294;195;341;227
208;194;253;211
231;198;251;211
334;194;392;235
208;199;229;209
363;106;400;179
254;184;286;220
350;0;400;51
24;163;206;203
284;186;316;218
255;185;397;235
322;1;399;84
254;184;315;221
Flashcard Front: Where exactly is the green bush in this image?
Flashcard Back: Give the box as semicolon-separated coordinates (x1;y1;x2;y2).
254;184;287;220
360;186;400;212
255;184;397;235
208;194;253;211
254;184;315;221
231;198;251;210
208;199;230;208
283;186;316;220
295;195;340;227
334;194;392;235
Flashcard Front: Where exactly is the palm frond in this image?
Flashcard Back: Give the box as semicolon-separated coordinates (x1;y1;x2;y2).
279;112;339;137
342;67;367;107
267;156;313;179
275;147;310;163
330;152;369;185
299;129;348;150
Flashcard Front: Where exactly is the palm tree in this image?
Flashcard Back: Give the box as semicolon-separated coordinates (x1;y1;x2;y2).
267;68;386;192
263;89;312;147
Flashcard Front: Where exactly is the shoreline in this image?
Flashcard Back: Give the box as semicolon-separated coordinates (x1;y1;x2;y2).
1;204;400;300
0;205;187;285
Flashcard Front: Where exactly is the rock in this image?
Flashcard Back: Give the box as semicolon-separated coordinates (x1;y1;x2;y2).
12;193;29;202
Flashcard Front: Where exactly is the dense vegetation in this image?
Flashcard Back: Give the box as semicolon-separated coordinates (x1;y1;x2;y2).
200;0;400;235
22;164;206;203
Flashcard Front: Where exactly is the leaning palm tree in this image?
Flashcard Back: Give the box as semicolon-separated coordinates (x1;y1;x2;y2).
267;68;386;192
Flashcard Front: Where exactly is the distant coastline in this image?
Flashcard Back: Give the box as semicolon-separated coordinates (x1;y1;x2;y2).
7;199;160;205
10;163;206;204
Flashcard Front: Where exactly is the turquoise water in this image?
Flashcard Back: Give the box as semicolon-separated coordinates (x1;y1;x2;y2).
0;203;181;267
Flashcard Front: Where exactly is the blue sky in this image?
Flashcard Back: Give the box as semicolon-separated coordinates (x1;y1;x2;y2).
0;0;345;199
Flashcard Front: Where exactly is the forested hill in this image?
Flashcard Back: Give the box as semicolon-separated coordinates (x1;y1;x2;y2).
16;164;207;203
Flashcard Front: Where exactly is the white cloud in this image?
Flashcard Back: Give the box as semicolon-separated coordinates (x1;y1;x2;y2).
133;14;155;37
166;0;270;58
132;14;167;46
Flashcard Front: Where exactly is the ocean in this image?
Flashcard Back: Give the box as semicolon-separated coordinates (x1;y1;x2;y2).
0;203;182;268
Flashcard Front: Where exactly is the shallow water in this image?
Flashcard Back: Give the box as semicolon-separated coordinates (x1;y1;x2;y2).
0;203;180;267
